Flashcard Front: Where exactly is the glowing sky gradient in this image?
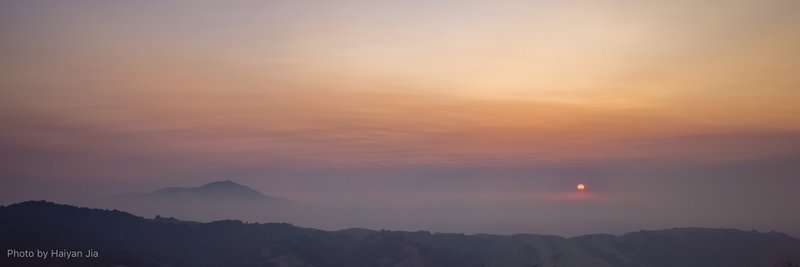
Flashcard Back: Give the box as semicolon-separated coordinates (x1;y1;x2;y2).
1;1;799;236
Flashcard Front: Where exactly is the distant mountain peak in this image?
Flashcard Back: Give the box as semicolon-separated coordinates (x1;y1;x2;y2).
194;180;268;198
101;181;294;223
200;180;249;190
137;180;283;202
202;180;238;186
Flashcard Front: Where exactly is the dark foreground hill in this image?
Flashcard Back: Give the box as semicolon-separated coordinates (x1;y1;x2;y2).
1;201;799;267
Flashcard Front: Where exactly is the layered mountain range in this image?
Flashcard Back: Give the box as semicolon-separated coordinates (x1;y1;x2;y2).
2;201;799;267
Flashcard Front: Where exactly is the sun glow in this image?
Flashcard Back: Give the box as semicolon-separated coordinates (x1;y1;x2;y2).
577;183;586;191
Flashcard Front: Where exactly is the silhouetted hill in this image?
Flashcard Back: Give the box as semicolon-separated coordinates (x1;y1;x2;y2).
2;201;799;267
88;181;302;223
118;180;286;202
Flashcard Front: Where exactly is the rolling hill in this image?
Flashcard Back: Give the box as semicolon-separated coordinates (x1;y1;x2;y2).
2;201;799;267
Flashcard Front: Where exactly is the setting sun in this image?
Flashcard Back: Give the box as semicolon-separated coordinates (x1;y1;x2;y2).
577;183;586;191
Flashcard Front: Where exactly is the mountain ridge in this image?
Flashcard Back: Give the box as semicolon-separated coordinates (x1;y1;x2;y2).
117;180;287;202
2;201;799;267
88;180;304;223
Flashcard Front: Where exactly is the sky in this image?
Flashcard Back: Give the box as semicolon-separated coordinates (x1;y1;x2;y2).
1;0;800;236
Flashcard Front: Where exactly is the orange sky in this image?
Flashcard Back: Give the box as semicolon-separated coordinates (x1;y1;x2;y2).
2;0;800;236
2;1;800;168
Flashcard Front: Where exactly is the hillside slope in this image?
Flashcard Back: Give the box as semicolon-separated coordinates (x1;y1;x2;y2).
1;201;799;267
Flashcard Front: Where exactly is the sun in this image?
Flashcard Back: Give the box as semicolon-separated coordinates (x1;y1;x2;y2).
576;183;586;191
